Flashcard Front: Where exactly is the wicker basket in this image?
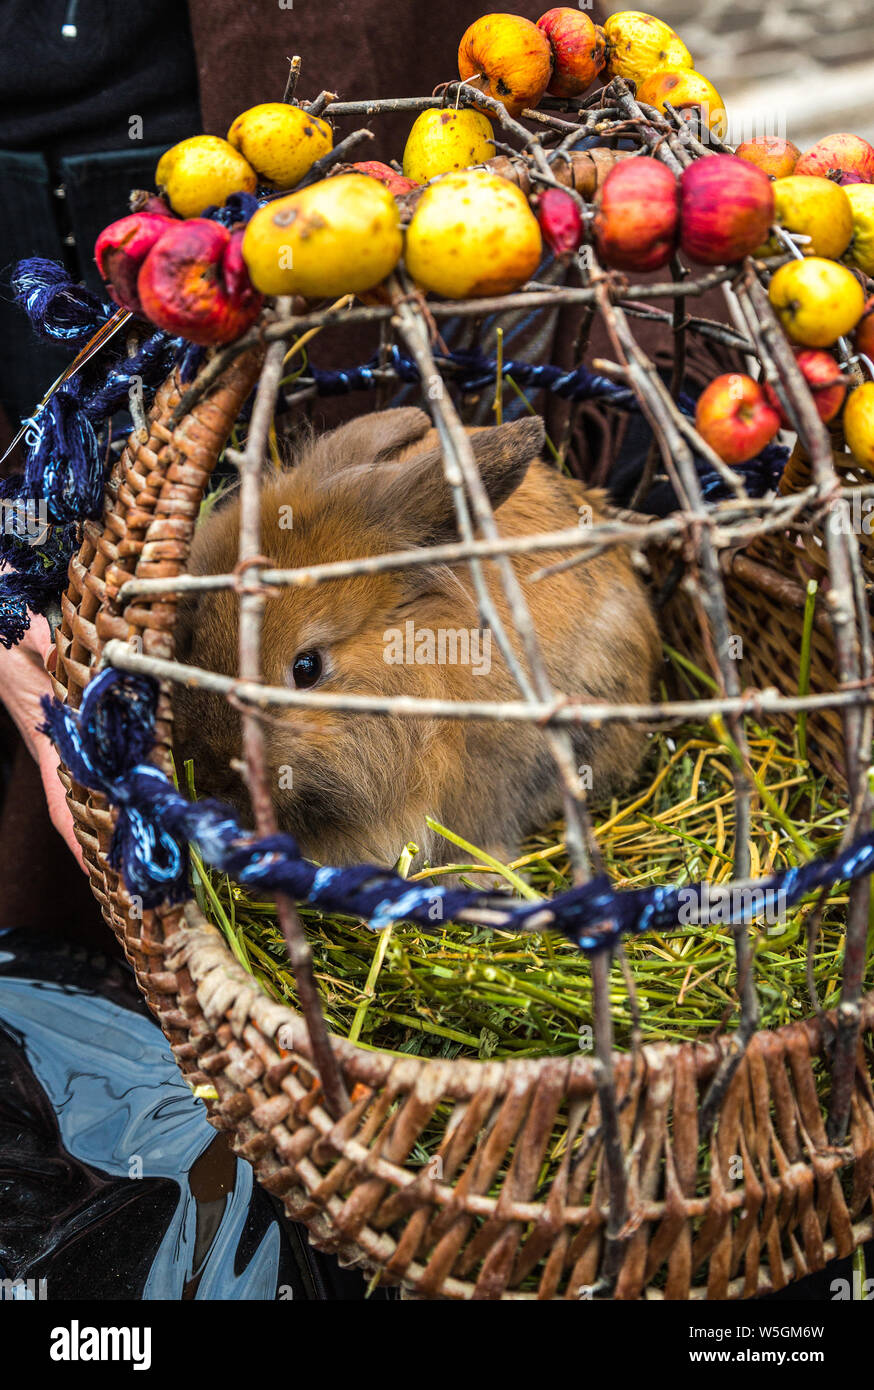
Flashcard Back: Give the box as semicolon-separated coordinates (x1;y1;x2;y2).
47;339;874;1300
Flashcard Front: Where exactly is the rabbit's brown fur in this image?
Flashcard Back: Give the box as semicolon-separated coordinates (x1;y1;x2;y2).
173;407;660;868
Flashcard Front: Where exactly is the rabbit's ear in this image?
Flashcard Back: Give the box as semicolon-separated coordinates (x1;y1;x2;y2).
393;417;545;541
299;407;432;475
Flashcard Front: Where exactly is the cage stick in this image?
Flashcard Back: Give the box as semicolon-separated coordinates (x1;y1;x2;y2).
283;54;302;105
229;326;349;1119
631;258;689;509
591;257;759;1133
390;278;599;881
740;270;872;1143
101;639;874;727
167;267;778;428
621;300;755;355
390;288;532;698
391;278;636;1287
116;485;828;604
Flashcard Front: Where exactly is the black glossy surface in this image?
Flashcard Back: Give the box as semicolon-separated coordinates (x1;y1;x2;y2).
0;928;388;1301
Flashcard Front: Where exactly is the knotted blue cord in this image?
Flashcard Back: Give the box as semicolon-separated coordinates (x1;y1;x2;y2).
0;263;181;645
10;258;113;347
40;668;874;954
307;347;789;499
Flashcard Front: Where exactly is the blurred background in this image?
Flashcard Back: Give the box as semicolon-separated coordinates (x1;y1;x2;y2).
657;0;874;146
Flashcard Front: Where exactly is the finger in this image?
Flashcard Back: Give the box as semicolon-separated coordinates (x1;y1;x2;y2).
22;611;53;660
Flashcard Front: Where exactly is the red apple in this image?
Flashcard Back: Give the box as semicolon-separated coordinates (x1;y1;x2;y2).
536;187;584;255
855;295;874;362
593;156;679;272
94;212;175;315
764;349;846;426
680;154;775;265
695;373;781;464
349;160;420;196
536;8;606;98
734;137;800;180
794;133;874;184
137;219;263;345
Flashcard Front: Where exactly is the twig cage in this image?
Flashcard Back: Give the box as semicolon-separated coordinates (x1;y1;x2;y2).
49;78;874;1299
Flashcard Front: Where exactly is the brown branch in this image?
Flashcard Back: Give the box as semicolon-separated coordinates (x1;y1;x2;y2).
283;55;302;105
229;322;349;1120
101;639;874;726
390;276;601;884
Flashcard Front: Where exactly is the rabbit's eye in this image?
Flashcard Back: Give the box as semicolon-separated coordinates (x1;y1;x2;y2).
290;650;323;689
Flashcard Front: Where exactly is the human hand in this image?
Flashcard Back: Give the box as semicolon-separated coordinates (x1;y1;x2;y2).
0;613;85;870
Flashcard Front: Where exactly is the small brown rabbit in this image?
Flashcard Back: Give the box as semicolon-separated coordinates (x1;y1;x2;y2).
173;407;660;868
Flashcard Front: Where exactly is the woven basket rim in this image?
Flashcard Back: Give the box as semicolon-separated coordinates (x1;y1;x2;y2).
178;898;874;1093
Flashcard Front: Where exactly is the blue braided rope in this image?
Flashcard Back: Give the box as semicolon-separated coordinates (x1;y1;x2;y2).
40;668;874;956
308;348;789;500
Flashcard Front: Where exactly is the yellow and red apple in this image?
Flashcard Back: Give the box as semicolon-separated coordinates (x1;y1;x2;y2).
680;154;774;264
537;8;606;98
137;220;263;344
763;348;846;426
855;296;874;362
458;14;553;117
636;69;727;139
695;373;781;464
593;155;679;271
794;133;874;184
734;137;800;180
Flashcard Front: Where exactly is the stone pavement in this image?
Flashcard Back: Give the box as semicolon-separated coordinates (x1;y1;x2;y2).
654;0;874;148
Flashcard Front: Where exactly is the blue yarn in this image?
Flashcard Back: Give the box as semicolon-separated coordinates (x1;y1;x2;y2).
309;345;636;405
308;347;789;500
0;261;181;645
202;191;262;228
22;388;103;523
10;258;113;347
39;668;874;954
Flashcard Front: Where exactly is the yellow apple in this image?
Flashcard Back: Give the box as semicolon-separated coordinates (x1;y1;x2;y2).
636;69;727;139
402;108;495;184
603;11;693;86
844;183;874;277
771;175;853;259
242;174;402;297
404;169;542;298
155;136;257;218
844;381;874;470
227;103;332;190
768;257;865;347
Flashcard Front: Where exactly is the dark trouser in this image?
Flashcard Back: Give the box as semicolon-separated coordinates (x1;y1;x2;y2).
0;145;167;427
